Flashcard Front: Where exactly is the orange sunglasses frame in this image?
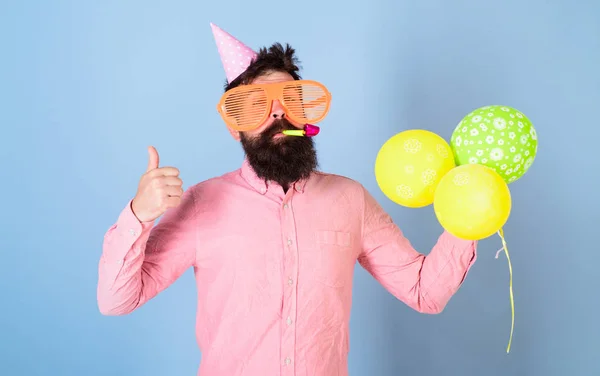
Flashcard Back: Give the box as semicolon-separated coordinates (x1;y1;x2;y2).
216;79;332;131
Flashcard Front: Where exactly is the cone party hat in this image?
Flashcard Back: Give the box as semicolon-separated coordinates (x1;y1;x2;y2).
210;23;257;83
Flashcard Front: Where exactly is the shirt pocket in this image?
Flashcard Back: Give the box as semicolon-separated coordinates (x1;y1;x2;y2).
313;230;355;288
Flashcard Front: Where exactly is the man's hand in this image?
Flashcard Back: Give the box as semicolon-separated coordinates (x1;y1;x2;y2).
131;146;184;223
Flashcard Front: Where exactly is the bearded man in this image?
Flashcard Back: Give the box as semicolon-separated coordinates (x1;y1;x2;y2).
97;23;478;376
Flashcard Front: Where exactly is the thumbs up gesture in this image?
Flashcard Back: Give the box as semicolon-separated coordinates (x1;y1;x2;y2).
131;146;184;223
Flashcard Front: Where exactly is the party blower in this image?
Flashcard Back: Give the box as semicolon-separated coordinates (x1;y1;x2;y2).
282;123;320;137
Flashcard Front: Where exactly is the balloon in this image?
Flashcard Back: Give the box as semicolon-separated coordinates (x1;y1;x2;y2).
375;129;456;208
450;105;538;184
433;163;511;240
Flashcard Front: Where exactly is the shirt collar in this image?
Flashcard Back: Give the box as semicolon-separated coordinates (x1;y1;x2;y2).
240;158;308;195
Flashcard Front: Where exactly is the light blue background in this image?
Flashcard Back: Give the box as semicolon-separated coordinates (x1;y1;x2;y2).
1;0;598;375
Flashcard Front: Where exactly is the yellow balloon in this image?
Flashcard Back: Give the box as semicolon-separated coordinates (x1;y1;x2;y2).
375;129;456;208
433;164;511;240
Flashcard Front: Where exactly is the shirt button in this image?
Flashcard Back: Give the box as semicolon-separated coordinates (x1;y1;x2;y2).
287;239;292;245
129;229;136;236
283;203;288;209
260;187;267;194
288;278;293;285
286;317;292;325
284;357;291;365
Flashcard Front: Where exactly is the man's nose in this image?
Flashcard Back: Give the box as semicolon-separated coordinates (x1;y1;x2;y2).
270;100;286;119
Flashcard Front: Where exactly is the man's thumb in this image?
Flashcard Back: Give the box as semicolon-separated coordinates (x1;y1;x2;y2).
146;146;159;172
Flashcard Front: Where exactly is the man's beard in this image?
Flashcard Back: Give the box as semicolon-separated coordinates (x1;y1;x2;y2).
240;118;318;189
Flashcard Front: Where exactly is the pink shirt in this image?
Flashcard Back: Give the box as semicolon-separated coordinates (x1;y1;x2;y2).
97;159;477;376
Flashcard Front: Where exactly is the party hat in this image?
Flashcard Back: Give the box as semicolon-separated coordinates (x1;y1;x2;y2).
210;23;257;83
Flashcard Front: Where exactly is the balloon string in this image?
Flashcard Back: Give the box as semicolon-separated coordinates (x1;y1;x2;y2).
495;228;514;353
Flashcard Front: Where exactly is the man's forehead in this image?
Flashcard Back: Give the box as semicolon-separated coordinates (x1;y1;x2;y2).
251;71;295;84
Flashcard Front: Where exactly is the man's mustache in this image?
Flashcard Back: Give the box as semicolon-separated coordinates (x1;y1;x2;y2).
263;119;298;138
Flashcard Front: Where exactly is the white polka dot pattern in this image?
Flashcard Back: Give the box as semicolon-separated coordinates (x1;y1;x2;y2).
210;23;258;83
450;105;538;184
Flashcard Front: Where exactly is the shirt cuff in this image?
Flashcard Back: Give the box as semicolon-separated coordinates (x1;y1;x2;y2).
103;200;154;263
118;199;155;234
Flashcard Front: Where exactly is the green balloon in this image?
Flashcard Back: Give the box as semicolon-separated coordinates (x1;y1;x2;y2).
450;105;538;184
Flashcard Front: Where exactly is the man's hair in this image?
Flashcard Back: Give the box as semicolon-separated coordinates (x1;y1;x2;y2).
224;43;302;92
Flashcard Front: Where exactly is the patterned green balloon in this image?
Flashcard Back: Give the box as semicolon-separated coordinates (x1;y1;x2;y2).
450;105;538;184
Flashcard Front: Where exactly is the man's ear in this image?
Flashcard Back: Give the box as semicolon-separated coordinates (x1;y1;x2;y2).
227;126;241;141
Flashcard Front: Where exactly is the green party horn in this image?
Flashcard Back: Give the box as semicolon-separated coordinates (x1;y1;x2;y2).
282;123;320;137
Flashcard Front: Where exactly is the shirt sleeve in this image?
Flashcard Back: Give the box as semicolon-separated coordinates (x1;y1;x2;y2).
357;186;477;314
97;188;198;315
